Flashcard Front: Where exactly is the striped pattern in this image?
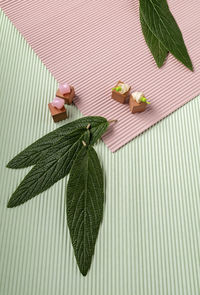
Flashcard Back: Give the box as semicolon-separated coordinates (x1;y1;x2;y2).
0;8;200;295
1;0;200;151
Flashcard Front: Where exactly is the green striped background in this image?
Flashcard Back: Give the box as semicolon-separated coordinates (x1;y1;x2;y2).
0;9;199;295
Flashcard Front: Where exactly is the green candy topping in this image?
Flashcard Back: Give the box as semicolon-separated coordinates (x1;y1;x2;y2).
141;97;150;104
112;86;122;92
116;86;122;92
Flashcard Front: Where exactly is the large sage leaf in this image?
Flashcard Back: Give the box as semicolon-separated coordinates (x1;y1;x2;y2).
7;116;108;169
7;130;91;208
140;0;193;71
140;9;168;67
66;146;104;276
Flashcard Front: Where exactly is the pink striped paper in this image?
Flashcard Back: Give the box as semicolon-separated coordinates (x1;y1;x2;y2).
1;0;200;152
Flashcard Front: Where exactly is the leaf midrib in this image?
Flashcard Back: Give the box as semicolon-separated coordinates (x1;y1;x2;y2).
83;149;89;266
141;11;166;50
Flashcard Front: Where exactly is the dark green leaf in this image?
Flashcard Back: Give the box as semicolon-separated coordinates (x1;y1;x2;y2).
140;9;168;67
140;0;193;71
7;130;91;208
66;146;104;276
7;116;108;169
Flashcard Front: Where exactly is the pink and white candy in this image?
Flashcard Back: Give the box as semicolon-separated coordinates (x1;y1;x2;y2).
51;97;65;109
59;83;71;95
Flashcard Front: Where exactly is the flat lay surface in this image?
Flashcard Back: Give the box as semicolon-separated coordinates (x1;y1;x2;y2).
1;0;200;151
0;7;200;295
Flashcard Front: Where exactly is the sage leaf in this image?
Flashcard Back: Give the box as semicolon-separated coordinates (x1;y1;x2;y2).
7;130;91;208
140;9;168;67
140;0;193;71
66;146;104;276
7;116;108;169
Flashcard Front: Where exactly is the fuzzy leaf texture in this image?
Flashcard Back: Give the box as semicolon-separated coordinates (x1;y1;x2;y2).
66;146;104;276
140;9;168;67
140;0;193;70
7;117;108;207
7;116;108;169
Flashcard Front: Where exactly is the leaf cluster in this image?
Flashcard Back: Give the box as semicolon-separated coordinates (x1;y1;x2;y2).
7;116;109;275
140;0;193;70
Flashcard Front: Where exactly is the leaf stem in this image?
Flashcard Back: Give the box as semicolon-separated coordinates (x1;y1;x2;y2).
108;119;118;124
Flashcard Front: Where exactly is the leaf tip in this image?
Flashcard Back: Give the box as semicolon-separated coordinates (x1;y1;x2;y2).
6;161;12;169
189;63;194;72
81;270;88;276
6;160;19;169
156;59;166;68
157;63;163;69
7;200;14;208
183;56;193;71
7;195;20;208
79;265;89;276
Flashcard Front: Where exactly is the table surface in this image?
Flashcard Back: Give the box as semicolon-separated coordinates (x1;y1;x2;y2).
0;9;199;295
